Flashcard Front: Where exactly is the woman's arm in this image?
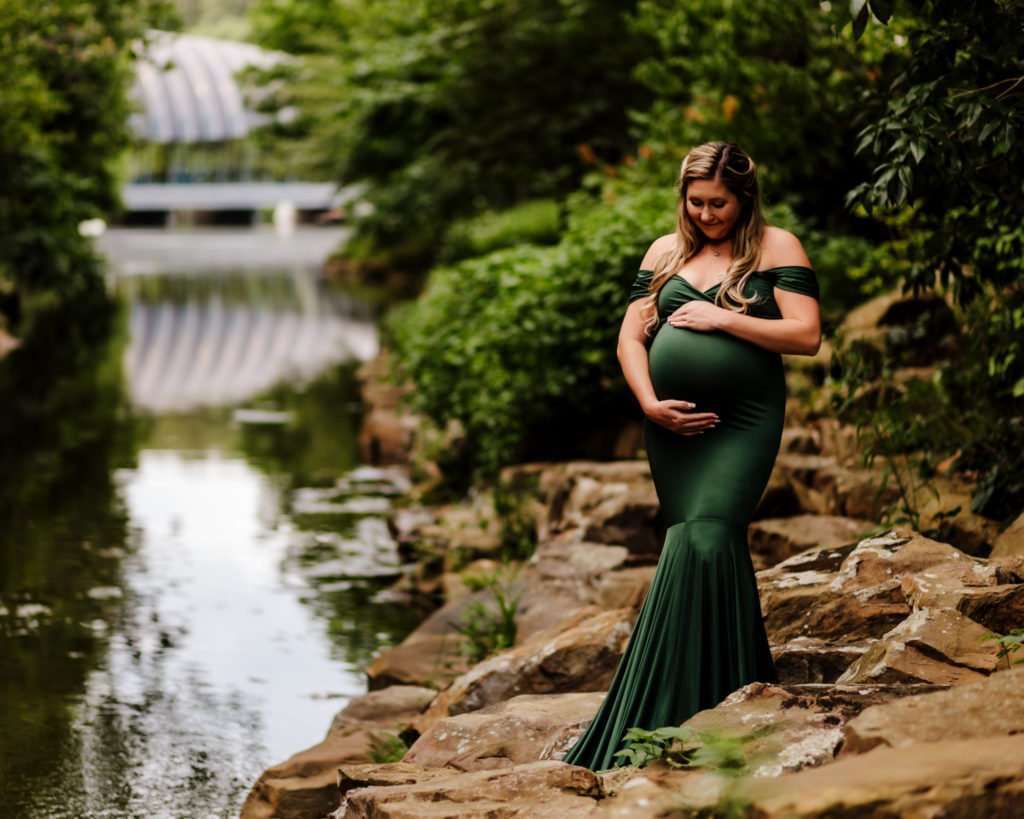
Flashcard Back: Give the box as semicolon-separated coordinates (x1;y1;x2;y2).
618;301;720;433
717;290;821;355
666;292;821;355
619;234;673;410
617;302;660;411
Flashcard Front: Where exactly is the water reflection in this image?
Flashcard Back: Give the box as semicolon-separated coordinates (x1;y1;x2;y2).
0;242;423;818
122;269;377;412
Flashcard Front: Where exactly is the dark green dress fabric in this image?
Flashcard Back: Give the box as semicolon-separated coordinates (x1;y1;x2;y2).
560;265;819;772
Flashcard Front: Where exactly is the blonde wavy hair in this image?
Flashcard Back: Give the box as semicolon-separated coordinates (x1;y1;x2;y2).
638;141;767;338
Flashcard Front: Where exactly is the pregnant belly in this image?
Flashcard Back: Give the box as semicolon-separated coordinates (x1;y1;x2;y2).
648;324;785;412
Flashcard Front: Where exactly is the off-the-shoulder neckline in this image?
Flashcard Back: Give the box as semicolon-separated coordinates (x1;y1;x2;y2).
637;265;814;295
637;265;815;273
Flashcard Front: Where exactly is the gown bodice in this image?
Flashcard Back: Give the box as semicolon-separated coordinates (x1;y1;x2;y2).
629;265;820;327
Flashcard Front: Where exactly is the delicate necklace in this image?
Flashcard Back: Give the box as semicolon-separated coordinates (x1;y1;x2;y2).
708;238;731;257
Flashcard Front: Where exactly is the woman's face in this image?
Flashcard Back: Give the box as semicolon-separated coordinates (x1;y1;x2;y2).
685;177;742;242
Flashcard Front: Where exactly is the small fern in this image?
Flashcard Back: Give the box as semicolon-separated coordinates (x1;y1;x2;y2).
451;568;521;663
367;730;409;763
982;627;1024;668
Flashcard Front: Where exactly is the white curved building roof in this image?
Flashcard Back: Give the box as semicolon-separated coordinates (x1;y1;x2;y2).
128;30;293;144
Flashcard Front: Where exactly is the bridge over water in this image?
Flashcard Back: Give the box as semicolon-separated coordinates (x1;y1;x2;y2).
124;30;357;217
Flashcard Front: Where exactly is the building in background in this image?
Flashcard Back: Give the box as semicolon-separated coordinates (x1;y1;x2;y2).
120;31;354;225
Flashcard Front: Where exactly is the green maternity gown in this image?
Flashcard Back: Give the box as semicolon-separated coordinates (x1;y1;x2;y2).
560;265;820;773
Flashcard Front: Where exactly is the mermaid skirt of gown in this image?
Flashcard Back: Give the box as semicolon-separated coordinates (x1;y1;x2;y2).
560;319;784;773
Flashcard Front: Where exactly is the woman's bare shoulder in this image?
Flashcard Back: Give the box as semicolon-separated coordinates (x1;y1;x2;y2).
759;226;812;268
640;233;677;269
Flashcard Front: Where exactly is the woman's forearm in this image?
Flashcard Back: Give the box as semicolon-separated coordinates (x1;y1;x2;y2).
717;311;820;356
617;338;659;411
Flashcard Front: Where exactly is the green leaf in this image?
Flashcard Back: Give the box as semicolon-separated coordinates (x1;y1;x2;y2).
851;0;871;39
869;0;894;24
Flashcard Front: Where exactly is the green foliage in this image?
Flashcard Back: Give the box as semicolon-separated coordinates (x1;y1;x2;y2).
0;0;174;331
451;568;521;664
612;723;774;770
612;723;776;817
493;479;539;563
622;0;904;235
982;628;1024;669
612;725;693;768
367;729;409;763
439;199;563;265
942;289;1024;521
828;343;958;534
246;0;345;53
385;184;675;481
828;283;1024;527
846;1;1024;303
246;0;654;272
821;1;1024;531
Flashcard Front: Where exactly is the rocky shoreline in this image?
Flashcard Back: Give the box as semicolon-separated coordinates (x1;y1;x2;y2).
241;289;1024;819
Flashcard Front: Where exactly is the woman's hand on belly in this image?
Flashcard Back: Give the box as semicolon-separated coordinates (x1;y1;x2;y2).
643;398;720;436
666;301;726;332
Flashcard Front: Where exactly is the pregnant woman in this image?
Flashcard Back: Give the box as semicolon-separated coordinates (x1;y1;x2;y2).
561;141;822;772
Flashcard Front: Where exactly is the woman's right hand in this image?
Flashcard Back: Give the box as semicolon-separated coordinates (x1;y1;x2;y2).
642;399;719;436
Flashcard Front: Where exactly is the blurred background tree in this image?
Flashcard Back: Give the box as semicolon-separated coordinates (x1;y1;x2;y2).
0;0;176;336
246;0;657;275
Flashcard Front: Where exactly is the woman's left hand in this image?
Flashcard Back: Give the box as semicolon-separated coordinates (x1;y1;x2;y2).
667;301;725;332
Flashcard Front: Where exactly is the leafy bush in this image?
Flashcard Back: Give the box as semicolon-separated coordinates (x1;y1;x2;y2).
846;0;1024;302
385;184;675;480
828;283;1024;528
438;199;563;265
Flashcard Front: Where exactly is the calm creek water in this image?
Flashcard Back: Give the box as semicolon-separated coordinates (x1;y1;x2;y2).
0;228;425;818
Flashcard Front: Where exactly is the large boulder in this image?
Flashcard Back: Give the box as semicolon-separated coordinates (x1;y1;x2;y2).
591;566;657;611
747;514;875;570
757;537;907;646
840;665;1024;755
836;606;1001;685
668;680;946;775
330;685;439;735
404;692;604;771
411;606;635;735
770;453;903;519
992;509;1024;557
760;527;1024;685
241;684;437;819
739;734;1024;818
337;759;603;818
365;581;516;690
760;528;1018;647
513;542;633;638
910;475;1004;556
770;636;872;684
528;460;661;556
583;680;946;818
